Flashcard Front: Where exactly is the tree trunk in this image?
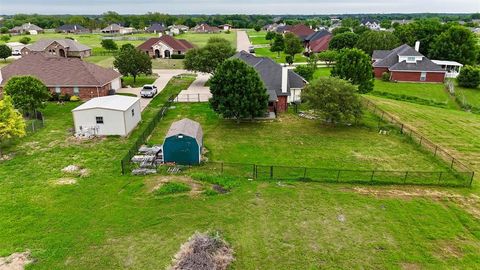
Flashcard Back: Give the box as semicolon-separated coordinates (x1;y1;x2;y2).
133;74;137;83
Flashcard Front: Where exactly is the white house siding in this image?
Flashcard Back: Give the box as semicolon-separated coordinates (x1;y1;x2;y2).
73;108;127;136
110;77;122;90
288;88;302;103
151;42;173;58
122;100;142;136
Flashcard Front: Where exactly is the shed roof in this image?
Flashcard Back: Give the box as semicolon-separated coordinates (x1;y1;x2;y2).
72;95;140;112
165;118;203;146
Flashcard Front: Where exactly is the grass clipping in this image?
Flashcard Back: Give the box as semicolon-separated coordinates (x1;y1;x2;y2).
169;232;234;270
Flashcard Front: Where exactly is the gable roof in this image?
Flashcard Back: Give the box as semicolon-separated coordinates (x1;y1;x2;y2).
72;95;139;112
12;23;43;32
305;30;332;42
137;36;194;52
102;23;122;32
25;39;91;52
0;53;121;87
147;23;166;32
166;118;203;146
57;24;87;31
232;51;307;101
287;24;315;39
361;19;380;25
194;23;220;32
373;44;445;72
308;35;332;53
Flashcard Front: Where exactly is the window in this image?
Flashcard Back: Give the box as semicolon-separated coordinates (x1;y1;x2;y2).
55;86;61;94
407;56;416;62
420;72;427;81
96;116;104;124
131;109;135;117
73;87;79;95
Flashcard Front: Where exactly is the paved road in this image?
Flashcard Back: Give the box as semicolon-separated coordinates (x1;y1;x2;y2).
177;73;212;102
116;69;189;111
236;30;252;52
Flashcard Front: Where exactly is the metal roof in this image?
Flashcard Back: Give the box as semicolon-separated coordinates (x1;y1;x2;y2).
165;118;203;146
72;95;140;112
431;60;463;67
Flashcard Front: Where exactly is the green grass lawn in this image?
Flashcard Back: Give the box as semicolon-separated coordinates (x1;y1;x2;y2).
122;75;157;88
246;30;270;45
148;103;451;172
254;47;306;64
176;31;237;48
455;85;480;108
0;77;479;268
312;67;332;80
366;96;480;190
369;80;459;110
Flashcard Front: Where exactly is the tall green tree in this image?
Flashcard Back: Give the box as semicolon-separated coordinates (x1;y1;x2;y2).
3;76;51;115
270;34;285;57
283;32;303;59
380;19;392;29
0;95;26;156
265;31;277;45
331;48;374;93
457;66;480;88
113;44;152;83
317;50;338;67
0;35;10;42
332;27;352;36
356;31;401;55
393;18;445;57
209;59;269;122
0;44;12;62
302;77;362;124
341;18;360;28
430;26;479;65
329;32;359;50
184;37;235;73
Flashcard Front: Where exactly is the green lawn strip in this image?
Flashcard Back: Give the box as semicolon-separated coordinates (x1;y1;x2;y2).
246;30;270;45
176;32;237;48
366;96;480;191
122;75;158;88
312;67;332;80
454;85;480;110
254;47;306;63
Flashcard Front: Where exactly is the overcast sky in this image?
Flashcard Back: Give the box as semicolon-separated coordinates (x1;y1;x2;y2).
0;0;479;15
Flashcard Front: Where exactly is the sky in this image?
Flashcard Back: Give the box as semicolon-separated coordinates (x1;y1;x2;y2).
0;0;479;15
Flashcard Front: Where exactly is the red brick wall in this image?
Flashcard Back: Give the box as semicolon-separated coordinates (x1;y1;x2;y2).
276;96;288;113
49;84;111;100
374;67;389;78
391;71;445;83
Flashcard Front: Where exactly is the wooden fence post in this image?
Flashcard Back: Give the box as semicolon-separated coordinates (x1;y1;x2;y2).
404;171;408;183
270;166;273;179
336;170;341;182
450;158;455;169
303;167;307;179
434;146;438;157
469;172;475;187
438;172;443;183
221;162;224;174
370;170;375;182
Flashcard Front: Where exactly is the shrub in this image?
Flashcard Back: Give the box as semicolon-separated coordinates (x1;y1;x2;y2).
154;182;191;196
294;65;315;81
381;72;391;82
457;65;480;88
285;55;293;65
70;95;80;102
171;54;185;59
60;93;71;101
50;92;60;101
65;36;74;40
19;37;31;44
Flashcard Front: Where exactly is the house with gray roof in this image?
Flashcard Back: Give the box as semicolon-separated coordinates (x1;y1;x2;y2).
56;24;90;34
233;51;307;113
21;39;92;58
10;23;44;35
373;42;446;83
146;23;167;33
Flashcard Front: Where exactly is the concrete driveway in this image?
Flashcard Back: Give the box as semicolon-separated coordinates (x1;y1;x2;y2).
176;73;212;102
116;69;189;111
236;30;252;52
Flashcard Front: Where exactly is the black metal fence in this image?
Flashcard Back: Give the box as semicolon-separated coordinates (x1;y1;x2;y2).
120;95;176;174
195;162;474;187
362;98;475;176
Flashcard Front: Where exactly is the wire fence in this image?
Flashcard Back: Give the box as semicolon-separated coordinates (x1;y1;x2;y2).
25;113;44;133
362;98;475;177
194;162;474;187
120;94;176;175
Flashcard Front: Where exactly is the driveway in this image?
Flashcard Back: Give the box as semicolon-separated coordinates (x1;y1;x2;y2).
116;69;189;111
236;30;252;52
176;73;212;102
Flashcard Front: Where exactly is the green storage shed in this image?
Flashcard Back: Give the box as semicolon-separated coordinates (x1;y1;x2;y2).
163;118;203;165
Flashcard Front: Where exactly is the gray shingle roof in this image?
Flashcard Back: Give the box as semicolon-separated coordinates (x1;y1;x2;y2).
147;23;166;32
232;51;306;101
373;44;445;72
25;39;91;52
389;59;446;72
57;24;87;32
166;118;203;146
372;50;390;60
305;30;331;42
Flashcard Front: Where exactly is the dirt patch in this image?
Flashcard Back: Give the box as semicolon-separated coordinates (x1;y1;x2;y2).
435;240;464;259
400;262;422;270
212;185;229;194
169;232;234;270
147;175;203;196
352;187;480;219
55;178;77;185
0;251;33;270
61;165;89;177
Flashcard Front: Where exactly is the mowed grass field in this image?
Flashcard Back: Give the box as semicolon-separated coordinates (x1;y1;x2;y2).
366;96;480;188
1;82;479;268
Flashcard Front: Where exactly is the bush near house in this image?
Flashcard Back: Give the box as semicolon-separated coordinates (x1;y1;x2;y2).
457;65;480;88
381;72;390;82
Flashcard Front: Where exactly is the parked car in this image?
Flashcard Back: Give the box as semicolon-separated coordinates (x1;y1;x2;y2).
140;84;158;98
248;45;255;53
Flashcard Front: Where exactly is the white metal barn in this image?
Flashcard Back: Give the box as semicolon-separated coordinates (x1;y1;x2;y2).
72;95;141;137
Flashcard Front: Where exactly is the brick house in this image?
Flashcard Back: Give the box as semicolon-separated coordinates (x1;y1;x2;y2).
284;24;315;40
137;35;194;58
372;43;446;83
0;53;121;100
56;24;90;34
193;23;221;33
10;23;44;35
304;30;333;54
22;39;92;59
233;51;307;114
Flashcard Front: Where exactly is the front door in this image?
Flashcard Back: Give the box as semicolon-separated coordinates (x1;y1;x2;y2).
155;49;161;58
164;50;171;58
